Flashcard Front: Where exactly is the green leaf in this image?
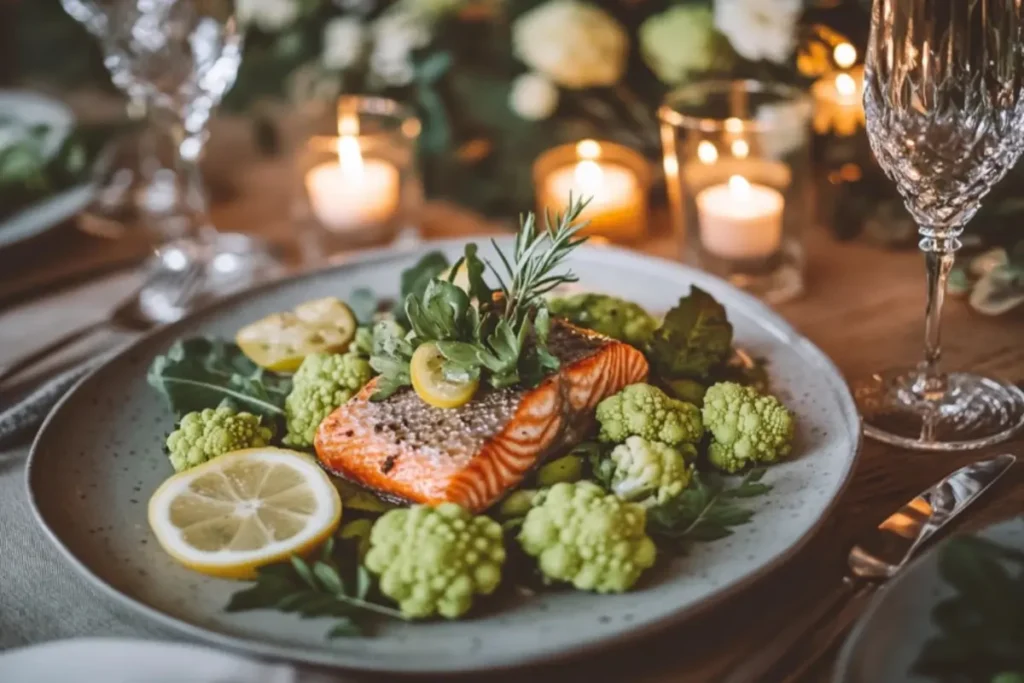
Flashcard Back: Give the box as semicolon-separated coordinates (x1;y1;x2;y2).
356;566;372;601
312;561;345;596
416;51;453;84
327;620;363;638
348;288;378;325
647;286;734;380
462;243;493;304
147;337;292;423
399;252;450;310
290;556;318;590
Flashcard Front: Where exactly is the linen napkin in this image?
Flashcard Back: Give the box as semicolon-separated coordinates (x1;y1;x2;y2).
0;638;347;683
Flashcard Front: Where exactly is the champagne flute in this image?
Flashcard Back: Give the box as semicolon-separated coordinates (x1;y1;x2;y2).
105;0;279;299
856;0;1024;450
59;0;176;237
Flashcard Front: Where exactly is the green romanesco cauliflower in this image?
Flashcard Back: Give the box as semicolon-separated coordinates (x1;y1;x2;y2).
363;503;506;619
596;436;695;507
517;481;657;593
283;351;373;447
702;381;795;473
548;293;658;347
165;405;273;472
596;383;703;446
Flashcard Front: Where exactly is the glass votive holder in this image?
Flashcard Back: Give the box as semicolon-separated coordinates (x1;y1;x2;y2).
659;80;813;304
294;96;423;256
533;139;652;243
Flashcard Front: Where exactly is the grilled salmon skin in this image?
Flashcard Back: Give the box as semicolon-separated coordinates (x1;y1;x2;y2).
314;321;648;511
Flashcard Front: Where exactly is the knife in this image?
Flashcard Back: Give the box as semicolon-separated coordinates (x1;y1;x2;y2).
721;453;1017;683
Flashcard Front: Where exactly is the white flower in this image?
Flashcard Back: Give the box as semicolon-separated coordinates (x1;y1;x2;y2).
509;72;559;120
322;17;365;70
639;5;718;85
367;7;431;86
714;0;801;64
235;0;300;32
512;0;628;89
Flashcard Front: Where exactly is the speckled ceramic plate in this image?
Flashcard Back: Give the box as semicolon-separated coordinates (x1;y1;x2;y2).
834;516;1024;683
27;239;861;674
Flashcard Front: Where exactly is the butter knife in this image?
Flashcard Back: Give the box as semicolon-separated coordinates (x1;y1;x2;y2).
722;453;1016;683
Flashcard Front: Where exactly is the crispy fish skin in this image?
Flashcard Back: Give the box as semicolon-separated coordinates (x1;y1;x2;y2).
314;324;648;512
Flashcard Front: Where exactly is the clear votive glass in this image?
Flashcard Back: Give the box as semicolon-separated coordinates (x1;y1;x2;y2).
659;80;813;303
294;96;423;257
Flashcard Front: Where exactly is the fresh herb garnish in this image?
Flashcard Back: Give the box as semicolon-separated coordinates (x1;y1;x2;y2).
225;537;404;638
646;286;734;381
647;469;772;552
913;532;1024;682
370;196;591;401
395;251;452;325
147;337;292;427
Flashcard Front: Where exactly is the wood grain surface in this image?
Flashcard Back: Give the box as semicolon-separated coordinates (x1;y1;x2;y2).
3;119;1022;683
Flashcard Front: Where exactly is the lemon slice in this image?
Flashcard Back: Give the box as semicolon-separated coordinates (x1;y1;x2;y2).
236;297;357;372
410;342;479;409
148;448;342;579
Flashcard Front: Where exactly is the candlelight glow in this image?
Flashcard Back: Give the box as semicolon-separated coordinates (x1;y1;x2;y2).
725;117;744;133
576;139;601;160
835;72;857;97
574;159;604;188
834;42;857;69
697;141;719;164
731;139;749;159
728;175;750;197
337;114;363;172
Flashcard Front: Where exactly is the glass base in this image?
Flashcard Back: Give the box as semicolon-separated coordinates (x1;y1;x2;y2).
853;368;1024;451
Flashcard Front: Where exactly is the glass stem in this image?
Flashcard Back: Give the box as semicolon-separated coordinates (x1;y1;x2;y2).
915;231;961;399
171;120;214;244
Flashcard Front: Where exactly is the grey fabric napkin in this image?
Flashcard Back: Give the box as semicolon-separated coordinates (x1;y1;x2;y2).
0;352;113;449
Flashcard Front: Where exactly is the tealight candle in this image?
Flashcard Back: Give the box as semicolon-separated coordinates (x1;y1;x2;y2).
535;140;649;242
304;114;400;232
696;175;784;260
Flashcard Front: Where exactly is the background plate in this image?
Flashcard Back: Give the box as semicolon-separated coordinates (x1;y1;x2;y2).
834;516;1024;683
27;239;861;674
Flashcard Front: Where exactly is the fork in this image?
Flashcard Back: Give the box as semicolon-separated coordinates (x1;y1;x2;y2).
0;254;205;386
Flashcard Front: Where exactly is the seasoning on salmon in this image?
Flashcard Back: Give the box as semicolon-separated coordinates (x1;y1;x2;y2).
314;321;649;512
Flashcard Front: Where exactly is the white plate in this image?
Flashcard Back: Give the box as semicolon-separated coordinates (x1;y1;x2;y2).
0;90;91;248
27;239;862;674
834;516;1024;683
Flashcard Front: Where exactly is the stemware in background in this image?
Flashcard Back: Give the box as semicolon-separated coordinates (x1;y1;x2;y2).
58;0;178;239
855;0;1024;450
105;0;279;303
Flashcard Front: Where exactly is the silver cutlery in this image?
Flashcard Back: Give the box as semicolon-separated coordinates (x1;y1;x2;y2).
0;250;205;387
721;453;1017;683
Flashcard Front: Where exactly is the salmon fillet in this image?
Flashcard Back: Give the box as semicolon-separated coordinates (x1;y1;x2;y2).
314;321;648;512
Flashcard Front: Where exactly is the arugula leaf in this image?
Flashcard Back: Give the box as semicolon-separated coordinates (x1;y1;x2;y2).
647;286;734;380
368;320;415;401
225;537;404;638
396;251;450;324
147;337;292;425
405;279;476;343
646;469;772;553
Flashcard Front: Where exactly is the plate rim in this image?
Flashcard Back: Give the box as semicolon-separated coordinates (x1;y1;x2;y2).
26;237;863;674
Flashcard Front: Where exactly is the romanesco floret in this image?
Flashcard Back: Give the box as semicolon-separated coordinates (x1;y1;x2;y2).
701;381;795;473
517;481;657;593
364;503;506;619
283;352;373;447
597;436;695;507
548;293;658;347
165;405;272;472
596;383;703;446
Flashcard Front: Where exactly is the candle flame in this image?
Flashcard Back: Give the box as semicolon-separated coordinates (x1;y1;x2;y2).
835;72;857;97
834;42;857;69
724;117;744;134
731;139;749;159
574;159;604;189
576;139;601;160
697;141;718;164
336;113;364;173
728;175;750;198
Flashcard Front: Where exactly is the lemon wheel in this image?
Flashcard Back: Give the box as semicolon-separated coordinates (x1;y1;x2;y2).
410;342;479;409
148;448;342;579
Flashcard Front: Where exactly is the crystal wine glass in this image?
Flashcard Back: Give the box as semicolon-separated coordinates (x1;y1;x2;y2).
59;0;177;238
105;0;279;300
856;0;1024;450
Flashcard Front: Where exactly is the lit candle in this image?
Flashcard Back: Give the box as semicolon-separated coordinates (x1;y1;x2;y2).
811;42;865;137
696;175;784;260
305;112;400;232
538;140;647;242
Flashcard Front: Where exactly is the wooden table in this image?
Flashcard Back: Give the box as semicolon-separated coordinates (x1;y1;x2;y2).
3;127;1022;683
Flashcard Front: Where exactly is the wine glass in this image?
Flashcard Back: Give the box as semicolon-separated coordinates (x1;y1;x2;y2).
856;0;1024;450
59;0;177;238
105;0;279;299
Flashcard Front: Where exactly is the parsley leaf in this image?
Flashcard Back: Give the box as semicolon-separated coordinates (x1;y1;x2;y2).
647;286;734;380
